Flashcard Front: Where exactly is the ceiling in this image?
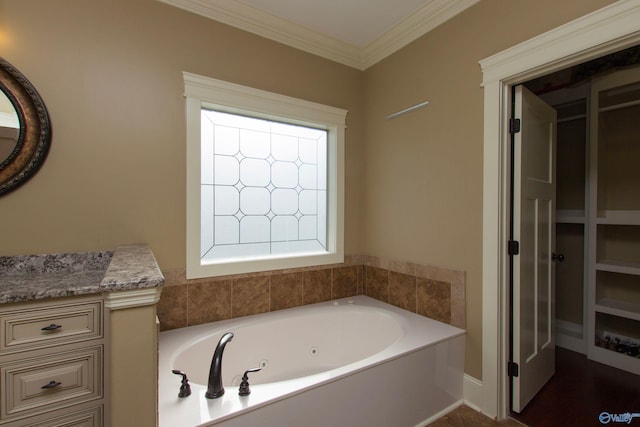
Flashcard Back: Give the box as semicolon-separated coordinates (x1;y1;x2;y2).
157;0;479;70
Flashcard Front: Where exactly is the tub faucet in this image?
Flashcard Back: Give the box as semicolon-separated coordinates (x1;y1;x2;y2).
205;332;234;399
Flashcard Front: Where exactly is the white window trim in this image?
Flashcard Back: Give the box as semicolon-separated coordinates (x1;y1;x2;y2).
184;72;347;279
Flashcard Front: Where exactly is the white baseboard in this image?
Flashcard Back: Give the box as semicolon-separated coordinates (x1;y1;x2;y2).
462;373;483;413
556;320;586;354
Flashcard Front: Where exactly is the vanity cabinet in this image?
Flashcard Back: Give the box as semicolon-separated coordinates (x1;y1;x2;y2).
0;245;164;427
0;296;107;427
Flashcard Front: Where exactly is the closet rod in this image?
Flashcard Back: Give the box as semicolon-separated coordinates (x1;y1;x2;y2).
558;114;587;124
599;98;640;113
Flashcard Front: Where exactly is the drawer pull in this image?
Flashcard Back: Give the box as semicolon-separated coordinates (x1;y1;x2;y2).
41;380;62;389
41;323;62;331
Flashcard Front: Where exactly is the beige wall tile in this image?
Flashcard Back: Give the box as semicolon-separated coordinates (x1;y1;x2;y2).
271;272;303;311
158;257;465;333
356;264;365;295
157;284;187;331
417;278;451;324
333;266;359;299
364;255;388;269
451;270;466;328
414;264;453;283
232;276;270;317
344;254;364;266
388;259;416;276
365;266;389;302
162;269;185;287
188;280;231;326
389;271;416;312
303;269;332;304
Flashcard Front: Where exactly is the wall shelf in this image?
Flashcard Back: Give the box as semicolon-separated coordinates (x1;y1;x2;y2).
595;260;640;276
596;210;640;225
595;299;640;321
590;345;640;376
587;66;640;375
557;210;586;224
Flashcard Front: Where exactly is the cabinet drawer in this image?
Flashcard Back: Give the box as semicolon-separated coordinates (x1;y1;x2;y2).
22;406;102;427
1;302;101;354
2;406;103;427
1;347;102;421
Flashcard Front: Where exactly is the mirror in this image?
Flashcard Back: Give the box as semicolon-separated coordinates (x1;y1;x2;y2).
0;57;51;197
0;89;19;164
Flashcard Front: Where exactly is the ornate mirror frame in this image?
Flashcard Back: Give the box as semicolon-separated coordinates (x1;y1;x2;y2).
0;57;51;197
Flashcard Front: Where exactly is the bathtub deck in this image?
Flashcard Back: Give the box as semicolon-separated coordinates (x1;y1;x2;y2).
159;295;465;427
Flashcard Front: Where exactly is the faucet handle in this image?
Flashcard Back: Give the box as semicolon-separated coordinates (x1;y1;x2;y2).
238;367;262;396
172;370;192;398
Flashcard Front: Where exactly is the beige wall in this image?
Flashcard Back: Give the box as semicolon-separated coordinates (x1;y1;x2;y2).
362;0;615;379
0;0;618;383
0;0;365;266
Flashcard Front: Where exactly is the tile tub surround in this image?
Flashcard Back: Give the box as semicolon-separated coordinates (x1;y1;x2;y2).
157;255;465;331
0;245;165;304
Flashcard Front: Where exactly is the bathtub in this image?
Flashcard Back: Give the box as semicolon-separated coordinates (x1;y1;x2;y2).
158;295;465;427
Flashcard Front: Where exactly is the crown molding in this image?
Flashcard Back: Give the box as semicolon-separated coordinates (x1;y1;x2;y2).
362;0;479;69
157;0;362;69
157;0;479;70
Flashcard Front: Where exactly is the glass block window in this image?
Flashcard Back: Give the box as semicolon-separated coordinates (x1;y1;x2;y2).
200;110;328;262
184;72;346;278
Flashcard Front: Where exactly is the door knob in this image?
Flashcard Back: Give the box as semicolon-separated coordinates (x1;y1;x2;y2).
552;253;565;262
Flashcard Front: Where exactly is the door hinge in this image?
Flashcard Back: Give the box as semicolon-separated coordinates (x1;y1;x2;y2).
509;118;521;134
508;240;520;256
508;361;519;377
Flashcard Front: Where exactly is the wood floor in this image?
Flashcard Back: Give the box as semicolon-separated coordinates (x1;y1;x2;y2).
510;347;640;427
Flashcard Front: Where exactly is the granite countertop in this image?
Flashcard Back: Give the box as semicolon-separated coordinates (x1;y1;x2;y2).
0;245;164;304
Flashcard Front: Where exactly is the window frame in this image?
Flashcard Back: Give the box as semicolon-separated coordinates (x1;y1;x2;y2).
184;72;346;279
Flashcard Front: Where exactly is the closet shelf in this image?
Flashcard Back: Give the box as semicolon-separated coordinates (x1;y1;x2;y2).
595;260;640;275
590;345;640;376
596;210;640;225
595;299;640;321
556;210;585;224
557;113;586;124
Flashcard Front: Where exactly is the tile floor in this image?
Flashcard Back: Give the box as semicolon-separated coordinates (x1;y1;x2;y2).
427;405;526;427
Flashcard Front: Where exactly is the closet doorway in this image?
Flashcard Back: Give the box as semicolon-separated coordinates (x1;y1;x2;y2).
510;45;640;425
480;2;640;420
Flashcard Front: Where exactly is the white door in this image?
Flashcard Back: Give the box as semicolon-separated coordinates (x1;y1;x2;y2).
511;85;557;413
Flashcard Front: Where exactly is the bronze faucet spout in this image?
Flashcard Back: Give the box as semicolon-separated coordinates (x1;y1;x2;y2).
205;332;234;399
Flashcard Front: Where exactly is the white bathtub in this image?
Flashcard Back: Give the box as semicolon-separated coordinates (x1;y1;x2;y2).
158;295;465;427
